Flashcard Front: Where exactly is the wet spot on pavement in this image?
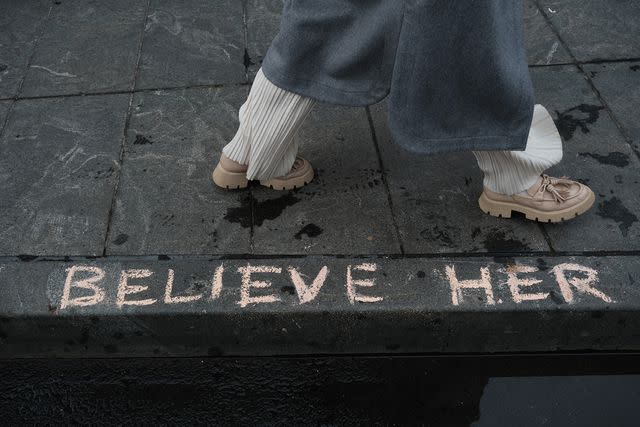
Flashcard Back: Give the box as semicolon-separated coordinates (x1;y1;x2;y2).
483;229;531;252
578;151;630;167
597;197;638;236
294;223;323;240
554;104;605;141
113;233;129;245
133;135;153;145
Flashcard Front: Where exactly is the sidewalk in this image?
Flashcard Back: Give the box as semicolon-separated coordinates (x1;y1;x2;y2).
0;0;639;357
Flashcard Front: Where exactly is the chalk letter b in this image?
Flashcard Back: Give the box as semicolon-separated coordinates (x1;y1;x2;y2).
60;265;106;309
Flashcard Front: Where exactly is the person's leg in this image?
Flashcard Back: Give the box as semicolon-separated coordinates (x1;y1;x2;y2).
213;68;316;189
472;105;595;222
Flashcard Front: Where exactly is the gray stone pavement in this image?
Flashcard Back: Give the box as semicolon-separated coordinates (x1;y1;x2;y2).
0;0;639;357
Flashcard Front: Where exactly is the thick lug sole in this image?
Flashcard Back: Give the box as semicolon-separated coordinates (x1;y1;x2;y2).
259;163;315;191
211;164;249;190
478;189;595;223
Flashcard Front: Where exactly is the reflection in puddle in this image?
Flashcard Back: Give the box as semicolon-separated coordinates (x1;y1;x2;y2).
475;375;640;426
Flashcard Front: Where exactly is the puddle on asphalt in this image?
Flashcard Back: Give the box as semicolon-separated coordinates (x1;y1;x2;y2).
473;375;640;426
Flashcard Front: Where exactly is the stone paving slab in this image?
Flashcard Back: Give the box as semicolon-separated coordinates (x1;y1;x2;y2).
251;105;401;255
369;103;550;254
531;66;640;251
0;94;130;256
584;61;640;156
20;0;148;97
106;87;251;256
0;254;637;357
538;0;640;62
0;0;51;99
135;0;246;90
524;0;571;65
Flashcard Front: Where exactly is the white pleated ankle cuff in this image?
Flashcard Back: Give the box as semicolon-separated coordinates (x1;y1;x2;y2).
221;68;315;181
473;104;563;195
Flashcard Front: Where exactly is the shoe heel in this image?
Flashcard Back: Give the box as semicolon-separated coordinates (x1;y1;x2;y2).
478;192;512;218
259;178;295;191
258;159;314;191
212;165;249;189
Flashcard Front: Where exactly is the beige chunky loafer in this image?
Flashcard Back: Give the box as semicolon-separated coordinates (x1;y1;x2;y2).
259;157;314;190
211;155;249;189
478;174;595;223
212;155;314;190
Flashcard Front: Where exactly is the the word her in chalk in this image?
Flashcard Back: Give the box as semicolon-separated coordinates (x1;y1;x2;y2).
445;263;613;306
59;263;381;309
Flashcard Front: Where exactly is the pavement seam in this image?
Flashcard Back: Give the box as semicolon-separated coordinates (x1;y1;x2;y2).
0;82;252;102
131;0;152;93
534;0;640;162
249;188;256;253
241;0;250;83
528;57;640;68
575;65;640;160
572;57;640;66
241;1;256;254
529;61;577;68
3;352;640;362
2;250;640;263
2;56;638;104
365;106;406;255
101;0;153;256
537;223;556;253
